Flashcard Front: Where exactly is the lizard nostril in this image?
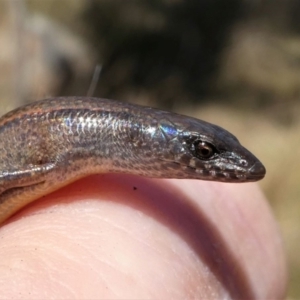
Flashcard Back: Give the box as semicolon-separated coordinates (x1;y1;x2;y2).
240;159;248;167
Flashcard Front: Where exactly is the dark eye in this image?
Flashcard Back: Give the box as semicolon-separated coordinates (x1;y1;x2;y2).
194;141;215;159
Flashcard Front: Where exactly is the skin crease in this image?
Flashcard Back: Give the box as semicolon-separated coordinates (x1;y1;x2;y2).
0;175;287;299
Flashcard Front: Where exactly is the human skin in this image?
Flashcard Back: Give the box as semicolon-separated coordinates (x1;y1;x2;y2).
0;174;287;299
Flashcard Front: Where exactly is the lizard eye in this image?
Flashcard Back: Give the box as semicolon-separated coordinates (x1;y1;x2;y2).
194;141;215;159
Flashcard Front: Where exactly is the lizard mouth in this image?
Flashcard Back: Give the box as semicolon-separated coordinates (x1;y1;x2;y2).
218;161;266;182
158;156;266;182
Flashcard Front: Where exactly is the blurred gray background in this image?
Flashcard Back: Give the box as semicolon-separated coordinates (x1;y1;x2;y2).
0;0;299;297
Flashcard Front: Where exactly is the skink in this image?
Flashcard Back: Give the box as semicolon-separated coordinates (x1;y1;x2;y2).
0;97;265;224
